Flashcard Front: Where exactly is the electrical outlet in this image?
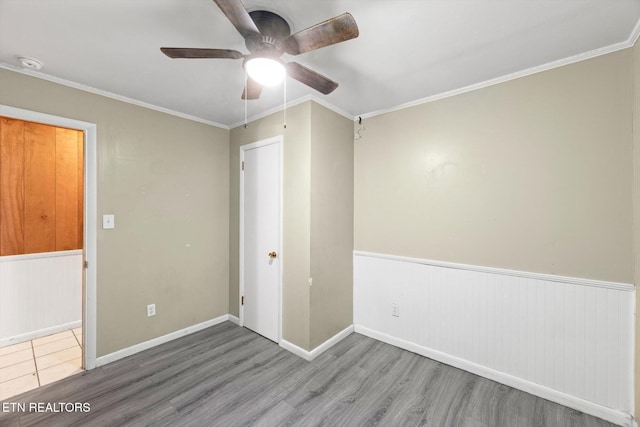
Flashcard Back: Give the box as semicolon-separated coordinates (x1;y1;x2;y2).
392;303;399;317
147;303;156;317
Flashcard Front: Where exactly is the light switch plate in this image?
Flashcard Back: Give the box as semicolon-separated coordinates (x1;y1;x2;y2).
103;214;115;229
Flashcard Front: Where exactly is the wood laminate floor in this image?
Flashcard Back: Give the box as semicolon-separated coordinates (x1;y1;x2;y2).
0;322;618;427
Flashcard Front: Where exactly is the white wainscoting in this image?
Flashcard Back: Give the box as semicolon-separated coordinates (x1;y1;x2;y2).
0;250;83;347
354;251;635;427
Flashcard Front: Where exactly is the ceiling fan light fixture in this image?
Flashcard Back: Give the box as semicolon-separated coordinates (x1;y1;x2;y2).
245;57;285;86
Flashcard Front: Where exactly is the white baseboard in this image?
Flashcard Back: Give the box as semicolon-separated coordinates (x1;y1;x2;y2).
309;325;354;360
280;324;354;361
228;314;240;325
355;324;633;427
279;339;312;361
95;314;232;367
0;320;82;348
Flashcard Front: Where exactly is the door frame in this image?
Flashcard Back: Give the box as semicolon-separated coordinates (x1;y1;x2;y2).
239;135;283;342
0;104;98;370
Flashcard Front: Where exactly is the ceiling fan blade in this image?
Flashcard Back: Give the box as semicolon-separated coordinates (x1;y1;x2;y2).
161;48;243;59
285;62;338;95
212;0;261;39
241;76;263;100
283;12;359;55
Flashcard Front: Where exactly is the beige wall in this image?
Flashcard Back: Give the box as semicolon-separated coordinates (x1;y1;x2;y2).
0;69;230;357
355;50;634;284
309;102;354;349
230;103;312;349
230;101;353;351
633;39;640;420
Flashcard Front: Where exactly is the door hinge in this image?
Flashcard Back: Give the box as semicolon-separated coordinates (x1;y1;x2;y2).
241;296;244;305
83;260;89;269
241;161;244;171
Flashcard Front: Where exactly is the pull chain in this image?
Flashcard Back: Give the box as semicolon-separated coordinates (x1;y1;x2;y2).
283;77;287;129
244;70;248;129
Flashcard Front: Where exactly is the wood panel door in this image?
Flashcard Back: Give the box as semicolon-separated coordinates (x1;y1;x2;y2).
0;117;25;255
56;127;81;251
24;122;56;253
0;117;84;256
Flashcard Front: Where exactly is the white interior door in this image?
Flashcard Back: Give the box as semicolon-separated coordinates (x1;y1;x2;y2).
241;137;281;342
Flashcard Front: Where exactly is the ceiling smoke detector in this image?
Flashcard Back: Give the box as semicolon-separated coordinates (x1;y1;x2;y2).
18;56;42;70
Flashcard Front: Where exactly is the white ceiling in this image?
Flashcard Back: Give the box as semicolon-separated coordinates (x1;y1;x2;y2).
1;0;639;128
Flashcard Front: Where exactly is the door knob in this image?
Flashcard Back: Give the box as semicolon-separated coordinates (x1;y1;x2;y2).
268;251;277;259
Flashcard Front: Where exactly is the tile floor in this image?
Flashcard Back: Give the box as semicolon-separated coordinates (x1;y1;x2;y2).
0;328;83;401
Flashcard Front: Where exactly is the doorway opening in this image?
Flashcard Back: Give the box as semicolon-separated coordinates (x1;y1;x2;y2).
0;105;96;400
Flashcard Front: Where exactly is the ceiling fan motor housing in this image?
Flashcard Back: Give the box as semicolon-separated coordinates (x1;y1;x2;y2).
249;10;291;38
246;10;290;55
246;35;283;56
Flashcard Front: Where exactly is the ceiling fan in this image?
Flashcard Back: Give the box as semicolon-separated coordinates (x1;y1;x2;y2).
160;0;359;100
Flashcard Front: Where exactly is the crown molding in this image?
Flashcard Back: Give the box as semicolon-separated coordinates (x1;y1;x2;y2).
0;61;229;130
357;34;638;121
228;94;312;130
228;94;353;129
308;94;354;121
